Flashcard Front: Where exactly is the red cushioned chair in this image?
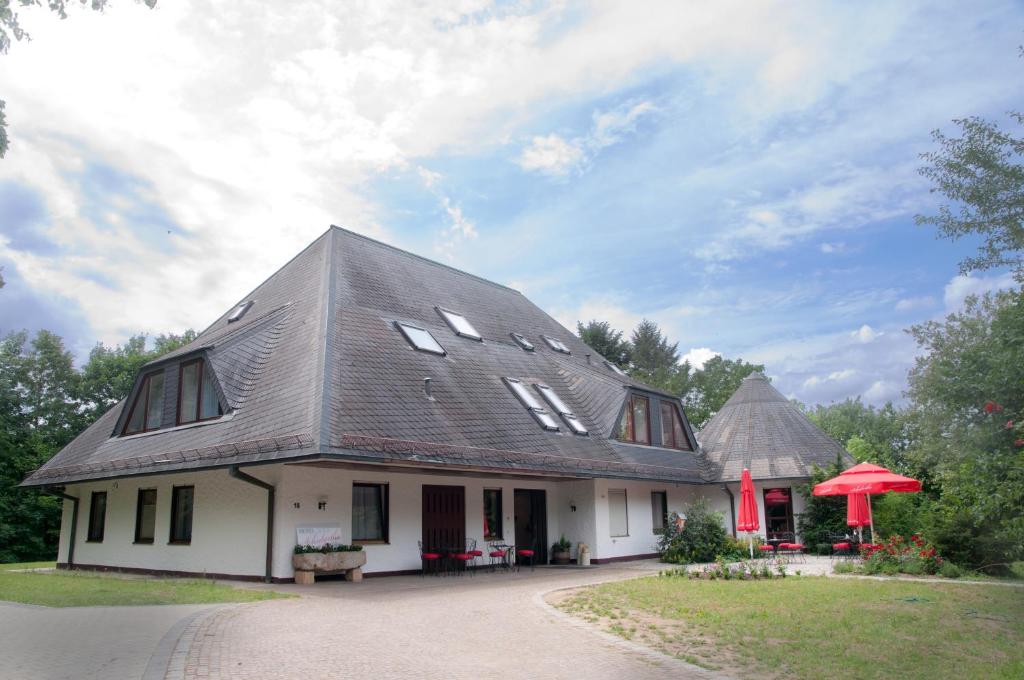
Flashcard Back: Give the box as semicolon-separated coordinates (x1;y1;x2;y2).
778;542;806;563
487;542;509;572
516;548;536;572
418;541;442;577
448;539;476;576
829;533;855;561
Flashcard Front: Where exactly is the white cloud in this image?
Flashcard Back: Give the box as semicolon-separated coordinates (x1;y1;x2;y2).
820;242;846;254
852;324;880;343
894;295;936;312
943;272;1017;311
681;347;719;370
517;134;585;176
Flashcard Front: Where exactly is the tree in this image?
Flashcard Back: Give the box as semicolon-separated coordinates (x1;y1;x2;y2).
576;320;631;368
806;398;912;474
683;355;764;429
796;456;849;553
0;0;157;157
905;289;1024;571
916;112;1024;282
628;319;686;392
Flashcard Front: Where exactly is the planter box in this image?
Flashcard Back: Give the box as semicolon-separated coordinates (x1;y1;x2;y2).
292;551;367;584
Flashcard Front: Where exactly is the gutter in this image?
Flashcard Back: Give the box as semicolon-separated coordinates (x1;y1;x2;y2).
228;466;274;583
721;484;736;538
42;488;79;568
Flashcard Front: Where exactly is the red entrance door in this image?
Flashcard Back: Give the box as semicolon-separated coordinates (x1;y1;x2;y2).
422;485;465;552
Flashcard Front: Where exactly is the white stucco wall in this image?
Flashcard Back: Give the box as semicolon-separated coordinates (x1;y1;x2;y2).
591;479;701;560
59;467;273;577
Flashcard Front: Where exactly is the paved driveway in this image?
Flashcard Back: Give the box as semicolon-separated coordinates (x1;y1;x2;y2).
176;561;723;680
0;601;212;680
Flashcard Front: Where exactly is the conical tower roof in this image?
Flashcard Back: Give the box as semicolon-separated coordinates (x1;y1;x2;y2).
698;373;850;482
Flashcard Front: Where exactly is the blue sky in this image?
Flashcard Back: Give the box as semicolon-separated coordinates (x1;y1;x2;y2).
0;0;1020;407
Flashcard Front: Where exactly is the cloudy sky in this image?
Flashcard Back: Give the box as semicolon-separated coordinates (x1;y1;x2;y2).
0;0;1020;407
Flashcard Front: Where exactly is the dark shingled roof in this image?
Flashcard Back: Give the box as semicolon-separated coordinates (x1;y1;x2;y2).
23;227;706;486
698;373;852;482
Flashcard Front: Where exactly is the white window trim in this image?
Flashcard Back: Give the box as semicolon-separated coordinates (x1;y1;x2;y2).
436;306;482;341
395;321;447;356
609;489;629;537
504;377;560;431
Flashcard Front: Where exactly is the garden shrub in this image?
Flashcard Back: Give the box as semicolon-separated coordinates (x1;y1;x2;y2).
861;534;944;575
658;498;729;564
939;561;963;579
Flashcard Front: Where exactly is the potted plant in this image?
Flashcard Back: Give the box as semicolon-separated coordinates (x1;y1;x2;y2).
551;535;572;564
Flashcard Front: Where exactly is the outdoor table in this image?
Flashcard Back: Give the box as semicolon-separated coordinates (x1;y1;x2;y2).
490;543;514;571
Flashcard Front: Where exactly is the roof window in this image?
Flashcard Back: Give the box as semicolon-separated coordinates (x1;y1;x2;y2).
122;370;165;435
227;301;253;323
396;322;446;355
436;307;482;340
542;335;571;354
510;332;535;351
503;377;559;431
177;358;223;425
535;383;588;435
604;360;626;376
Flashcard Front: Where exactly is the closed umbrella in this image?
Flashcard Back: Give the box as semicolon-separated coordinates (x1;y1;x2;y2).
814;462;921;545
846;493;872;543
737;468;759;558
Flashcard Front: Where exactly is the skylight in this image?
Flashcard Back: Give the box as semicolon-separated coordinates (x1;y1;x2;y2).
542;335;571;354
396;322;446;355
436;307;482;340
535;383;589;435
227;301;253;323
510;332;535;351
504;377;559;431
604;360;627;376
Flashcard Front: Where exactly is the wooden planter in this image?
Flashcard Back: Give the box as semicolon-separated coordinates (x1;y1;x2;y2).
552;549;571;565
292;551;367;584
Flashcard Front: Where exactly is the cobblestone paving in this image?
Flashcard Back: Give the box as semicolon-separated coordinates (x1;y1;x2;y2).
0;602;211;680
172;561;722;680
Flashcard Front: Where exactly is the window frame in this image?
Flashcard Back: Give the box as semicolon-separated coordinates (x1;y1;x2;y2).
86;491;107;542
121;370;165;436
176;358;223;426
483;488;503;541
619;394;652;445
503;377;560;431
227;300;253;323
535;383;588;436
436;306;482;341
134;488;157;544
764;487;795;539
352;482;390;544
395;321;447;356
608;488;629;537
510;332;535;351
659;401;690;450
651;491;668;534
169;485;194;545
541;335;571;354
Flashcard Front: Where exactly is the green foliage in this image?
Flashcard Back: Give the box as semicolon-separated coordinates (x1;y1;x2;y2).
916;112;1024;282
861;535;945;576
682;355;764;429
658;498;729;564
576;320;631;368
905;290;1024;571
626;319;690;394
795;458;848;550
293;543;363;554
806;398;911;474
552;534;571;552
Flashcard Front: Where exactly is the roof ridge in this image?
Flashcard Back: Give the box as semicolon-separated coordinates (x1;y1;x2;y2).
329;225;522;294
313;228;340;452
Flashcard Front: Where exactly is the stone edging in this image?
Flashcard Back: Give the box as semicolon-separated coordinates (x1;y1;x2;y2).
143;605;224;680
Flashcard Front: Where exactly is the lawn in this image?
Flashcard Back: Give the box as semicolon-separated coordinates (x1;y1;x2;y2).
0;569;292;607
553;575;1024;680
0;561;57;571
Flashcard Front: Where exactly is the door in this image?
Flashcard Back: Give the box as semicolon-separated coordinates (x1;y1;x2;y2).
422;485;465;552
514;489;548;564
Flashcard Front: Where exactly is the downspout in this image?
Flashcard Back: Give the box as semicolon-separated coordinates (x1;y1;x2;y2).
43;487;79;568
228;466;274;583
721;484;737;538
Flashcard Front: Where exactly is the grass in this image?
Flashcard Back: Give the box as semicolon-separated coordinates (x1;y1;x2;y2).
0;569;292;607
554;575;1024;679
0;561;57;571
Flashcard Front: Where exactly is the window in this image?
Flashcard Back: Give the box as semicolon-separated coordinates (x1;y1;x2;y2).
436;307;482;340
618;394;651;444
135;488;157;544
609;489;629;537
123;370;165;435
764;488;794;539
169;486;194;544
395;322;446;355
542;335;571;354
659;402;690;450
510;332;535;351
227;300;253;323
352;483;389;543
177;359;223;425
651;491;668;533
503;377;559;431
535;383;588;435
87;491;106;542
604;360;626;376
483;488;502;540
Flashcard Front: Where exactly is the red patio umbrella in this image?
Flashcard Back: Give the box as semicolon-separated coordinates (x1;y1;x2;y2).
814;462;921;544
846;493;872;543
737;468;759;558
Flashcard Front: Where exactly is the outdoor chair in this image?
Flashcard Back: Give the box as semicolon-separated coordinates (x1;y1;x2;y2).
447;539;476;576
487;542;510;571
516;547;536;571
418;540;442;577
774;532;806;563
828;532;855;560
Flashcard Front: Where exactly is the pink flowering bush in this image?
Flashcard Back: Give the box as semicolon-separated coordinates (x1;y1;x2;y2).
860;534;944;575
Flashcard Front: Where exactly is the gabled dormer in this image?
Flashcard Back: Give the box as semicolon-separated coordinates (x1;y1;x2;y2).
615;390;696;451
116;352;227;437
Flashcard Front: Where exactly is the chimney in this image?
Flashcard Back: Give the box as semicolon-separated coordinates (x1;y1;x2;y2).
585;353;591;364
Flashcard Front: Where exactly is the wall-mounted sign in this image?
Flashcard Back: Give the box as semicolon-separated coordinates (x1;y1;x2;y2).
296;526;343;547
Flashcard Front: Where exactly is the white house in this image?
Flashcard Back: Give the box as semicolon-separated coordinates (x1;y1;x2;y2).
22;227;848;581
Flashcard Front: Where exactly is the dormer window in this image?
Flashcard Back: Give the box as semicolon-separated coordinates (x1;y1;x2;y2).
123;370;165;435
227;301;253;323
503;377;560;431
660;401;691;450
396;322;446;355
535;383;588;435
510;332;535;351
618;394;650;445
542;335;571;354
436;307;482;341
177;358;223;425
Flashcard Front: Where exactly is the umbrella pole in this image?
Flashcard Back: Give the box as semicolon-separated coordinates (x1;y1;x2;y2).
867;494;875;544
749;533;754;559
